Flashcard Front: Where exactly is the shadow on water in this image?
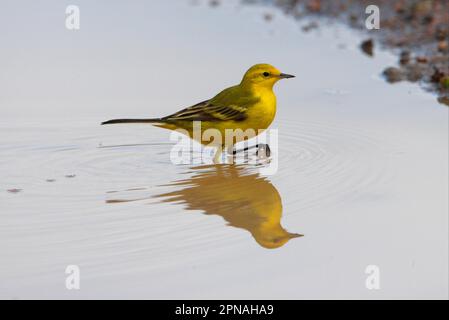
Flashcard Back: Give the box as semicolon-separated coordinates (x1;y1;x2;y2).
106;164;302;249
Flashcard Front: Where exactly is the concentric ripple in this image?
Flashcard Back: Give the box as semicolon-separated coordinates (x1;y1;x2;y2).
273;116;394;214
0;116;397;277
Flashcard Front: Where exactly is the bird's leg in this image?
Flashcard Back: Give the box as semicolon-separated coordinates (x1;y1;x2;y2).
213;147;223;164
231;145;254;155
225;145;235;164
232;144;271;157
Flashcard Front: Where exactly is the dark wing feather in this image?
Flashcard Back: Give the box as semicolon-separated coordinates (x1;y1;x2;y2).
162;94;259;123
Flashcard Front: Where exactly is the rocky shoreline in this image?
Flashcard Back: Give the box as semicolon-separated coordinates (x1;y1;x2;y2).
243;0;449;106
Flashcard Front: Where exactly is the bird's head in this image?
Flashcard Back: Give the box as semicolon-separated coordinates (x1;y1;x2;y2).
240;63;295;89
254;230;303;249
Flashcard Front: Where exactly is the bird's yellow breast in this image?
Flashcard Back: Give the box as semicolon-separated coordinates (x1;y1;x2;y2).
245;87;277;131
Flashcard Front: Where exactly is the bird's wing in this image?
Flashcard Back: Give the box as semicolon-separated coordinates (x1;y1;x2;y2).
162;88;259;122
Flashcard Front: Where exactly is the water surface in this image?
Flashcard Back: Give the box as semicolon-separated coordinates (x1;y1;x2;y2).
0;0;447;299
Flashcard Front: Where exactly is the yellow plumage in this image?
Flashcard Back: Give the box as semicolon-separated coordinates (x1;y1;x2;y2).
102;63;294;161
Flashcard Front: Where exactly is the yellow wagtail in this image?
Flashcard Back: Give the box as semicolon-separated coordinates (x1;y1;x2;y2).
101;63;294;162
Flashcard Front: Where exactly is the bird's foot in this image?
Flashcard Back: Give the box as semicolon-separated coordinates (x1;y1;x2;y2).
255;144;271;158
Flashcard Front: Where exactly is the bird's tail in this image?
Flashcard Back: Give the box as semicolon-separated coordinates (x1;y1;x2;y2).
101;118;162;125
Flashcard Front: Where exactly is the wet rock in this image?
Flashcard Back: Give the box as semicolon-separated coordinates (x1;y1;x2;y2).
250;0;449;105
406;63;425;82
209;0;220;7
383;67;404;83
440;76;449;89
431;67;445;83
435;25;448;41
263;13;273;22
65;174;76;178
395;2;406;14
415;56;428;63
302;21;318;32
437;40;448;53
46;179;56;182
411;0;433;19
400;50;411;65
306;0;321;12
422;14;433;25
360;39;374;57
437;96;449;106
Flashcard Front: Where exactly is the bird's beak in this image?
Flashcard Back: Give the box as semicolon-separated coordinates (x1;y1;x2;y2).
279;73;295;79
288;232;304;239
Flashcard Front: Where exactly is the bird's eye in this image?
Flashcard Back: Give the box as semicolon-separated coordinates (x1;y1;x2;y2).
263;72;270;77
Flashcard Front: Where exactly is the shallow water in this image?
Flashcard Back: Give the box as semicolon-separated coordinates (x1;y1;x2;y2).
0;0;448;299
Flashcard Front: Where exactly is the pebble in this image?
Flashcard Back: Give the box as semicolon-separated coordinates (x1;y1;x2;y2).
440;76;449;89
435;25;448;41
431;68;445;83
360;39;374;56
7;189;22;194
438;40;448;53
383;67;404;83
400;50;411;65
263;13;273;22
437;96;449;106
415;56;428;63
406;64;424;82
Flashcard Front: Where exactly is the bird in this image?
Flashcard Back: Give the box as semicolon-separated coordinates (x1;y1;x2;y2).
101;63;295;162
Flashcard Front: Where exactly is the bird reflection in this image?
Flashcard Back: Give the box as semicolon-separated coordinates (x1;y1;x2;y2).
154;164;302;249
